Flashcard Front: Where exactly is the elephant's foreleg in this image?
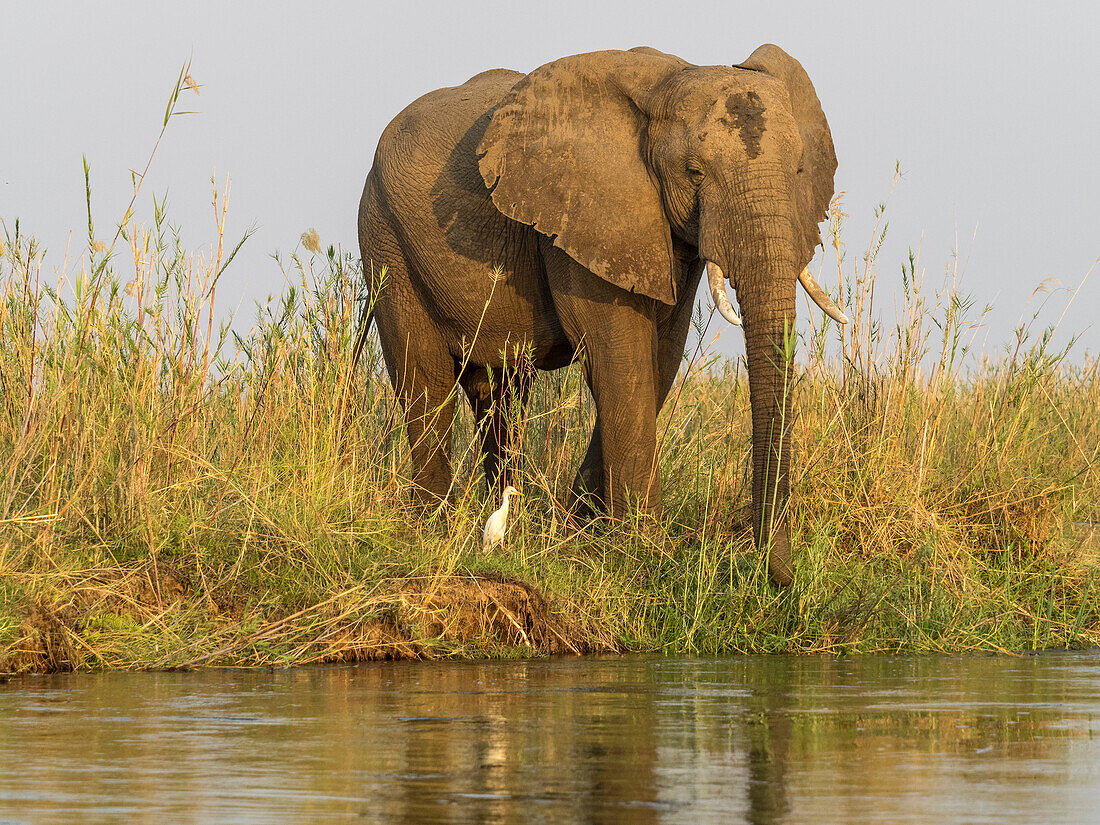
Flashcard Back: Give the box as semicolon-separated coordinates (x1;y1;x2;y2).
587;342;660;519
569;259;703;515
542;240;660;518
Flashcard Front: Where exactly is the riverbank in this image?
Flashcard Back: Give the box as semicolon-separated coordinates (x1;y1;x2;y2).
3;241;1098;674
5;517;1098;673
3;136;1098;672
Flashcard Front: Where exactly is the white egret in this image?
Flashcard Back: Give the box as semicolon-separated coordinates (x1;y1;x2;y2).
483;486;522;551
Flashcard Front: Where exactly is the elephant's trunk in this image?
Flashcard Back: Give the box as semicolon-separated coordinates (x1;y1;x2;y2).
738;262;798;586
704;248;799;585
701;167;804;586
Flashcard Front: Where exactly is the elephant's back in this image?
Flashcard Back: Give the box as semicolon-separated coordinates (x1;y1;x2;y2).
372;69;523;192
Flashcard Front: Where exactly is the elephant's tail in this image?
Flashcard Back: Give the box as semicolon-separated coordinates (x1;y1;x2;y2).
336;297;377;438
350;300;377;373
351;263;388;372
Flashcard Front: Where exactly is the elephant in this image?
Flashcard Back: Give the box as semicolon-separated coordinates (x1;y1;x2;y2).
356;45;846;585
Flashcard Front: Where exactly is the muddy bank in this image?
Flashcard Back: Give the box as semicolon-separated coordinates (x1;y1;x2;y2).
2;562;617;675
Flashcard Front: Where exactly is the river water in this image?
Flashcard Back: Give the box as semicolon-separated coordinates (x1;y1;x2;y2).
1;653;1098;824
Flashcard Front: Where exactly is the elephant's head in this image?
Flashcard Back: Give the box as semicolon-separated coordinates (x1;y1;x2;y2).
479;45;845;585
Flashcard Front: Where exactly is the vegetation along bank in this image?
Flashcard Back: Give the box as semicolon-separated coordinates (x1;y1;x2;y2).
1;79;1096;672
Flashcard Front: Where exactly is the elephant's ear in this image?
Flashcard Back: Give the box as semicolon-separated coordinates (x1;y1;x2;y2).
479;49;687;304
738;44;837;259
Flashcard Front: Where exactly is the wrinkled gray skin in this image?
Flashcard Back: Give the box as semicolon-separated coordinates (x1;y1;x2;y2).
358;45;837;586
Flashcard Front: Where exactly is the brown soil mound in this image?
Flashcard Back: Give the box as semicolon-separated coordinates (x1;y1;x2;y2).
1;564;615;674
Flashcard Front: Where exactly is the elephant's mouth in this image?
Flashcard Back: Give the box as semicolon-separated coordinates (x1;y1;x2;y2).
705;260;849;326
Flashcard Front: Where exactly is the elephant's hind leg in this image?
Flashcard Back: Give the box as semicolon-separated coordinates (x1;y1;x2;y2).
398;355;457;508
460;363;533;495
371;268;458;507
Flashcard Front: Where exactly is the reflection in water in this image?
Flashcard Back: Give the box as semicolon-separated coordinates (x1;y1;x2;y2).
1;653;1099;823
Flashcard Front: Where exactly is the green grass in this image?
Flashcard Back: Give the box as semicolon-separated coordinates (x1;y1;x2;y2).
1;73;1097;673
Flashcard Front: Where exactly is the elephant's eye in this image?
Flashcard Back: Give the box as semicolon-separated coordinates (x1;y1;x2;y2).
687;165;705;186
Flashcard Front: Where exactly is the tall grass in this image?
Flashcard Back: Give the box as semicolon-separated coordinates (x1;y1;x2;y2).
1;83;1097;673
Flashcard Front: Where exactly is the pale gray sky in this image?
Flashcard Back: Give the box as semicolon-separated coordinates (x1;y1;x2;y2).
3;1;1097;362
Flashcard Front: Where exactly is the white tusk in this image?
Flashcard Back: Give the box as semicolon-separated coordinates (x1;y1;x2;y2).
798;267;848;324
706;261;742;326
